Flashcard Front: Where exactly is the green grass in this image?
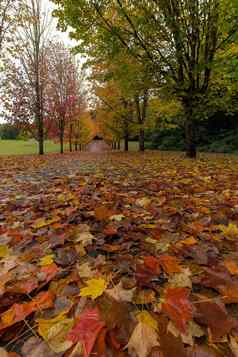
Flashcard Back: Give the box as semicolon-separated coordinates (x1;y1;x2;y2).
0;140;140;156
0;140;67;156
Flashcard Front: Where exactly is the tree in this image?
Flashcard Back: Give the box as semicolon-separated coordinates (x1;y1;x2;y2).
14;0;52;154
52;0;238;157
45;42;81;154
0;0;23;54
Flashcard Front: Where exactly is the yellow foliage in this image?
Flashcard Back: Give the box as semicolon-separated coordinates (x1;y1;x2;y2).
80;277;107;299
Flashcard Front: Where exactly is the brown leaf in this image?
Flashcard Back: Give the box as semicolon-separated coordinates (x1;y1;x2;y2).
126;322;159;357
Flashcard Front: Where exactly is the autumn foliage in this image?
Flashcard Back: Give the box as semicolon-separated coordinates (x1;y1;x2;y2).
0;152;238;356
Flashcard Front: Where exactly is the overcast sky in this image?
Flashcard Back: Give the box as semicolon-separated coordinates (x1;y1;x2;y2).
46;0;76;47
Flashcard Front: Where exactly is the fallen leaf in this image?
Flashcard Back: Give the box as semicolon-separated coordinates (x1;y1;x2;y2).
39;254;55;267
168;268;192;288
126;322;159;357
21;336;58;357
80;277;107;299
159;255;182;274
194;298;238;342
38;313;74;353
0;348;8;357
106;281;135;302
75;232;94;245
144;256;161;274
229;335;238;357
219;223;238;240
136;311;158;331
110;214;125;221
162;288;193;334
0;245;10;258
78;262;94;278
224;259;238;275
167;320;204;346
136;197;151;207
67;307;105;357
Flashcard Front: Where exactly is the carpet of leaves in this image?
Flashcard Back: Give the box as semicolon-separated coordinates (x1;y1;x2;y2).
1;152;238;357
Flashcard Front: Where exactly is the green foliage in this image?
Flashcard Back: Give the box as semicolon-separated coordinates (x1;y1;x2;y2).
0;124;20;140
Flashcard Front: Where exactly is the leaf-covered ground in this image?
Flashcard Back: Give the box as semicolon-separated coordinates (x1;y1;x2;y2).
1;152;238;357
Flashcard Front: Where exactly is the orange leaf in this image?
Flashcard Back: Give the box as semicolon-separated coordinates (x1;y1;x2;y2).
162;288;193;333
95;206;112;220
159;255;182;274
144;256;161;274
224;260;238;275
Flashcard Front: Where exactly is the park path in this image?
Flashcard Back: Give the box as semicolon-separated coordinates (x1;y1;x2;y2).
86;140;110;153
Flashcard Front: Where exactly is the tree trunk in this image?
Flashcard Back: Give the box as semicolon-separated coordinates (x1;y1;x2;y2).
139;127;145;152
60;132;64;154
117;141;121;150
38;114;44;155
184;100;197;158
124;134;129;152
75;142;78;151
69;124;73;152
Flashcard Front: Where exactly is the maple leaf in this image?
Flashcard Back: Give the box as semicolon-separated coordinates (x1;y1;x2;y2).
39;263;59;283
95;206;112;220
168;268;192;289
0;348;8;357
106;281;135;302
39;254;55;267
75;232;94;245
126;322;159;357
159;255;182;274
219;223;238;240
136;311;159;331
77;262;94;278
0;245;10;258
21;336;58;357
194;298;238;342
144;256;161;274
37;313;74;353
224;259;238;275
32;217;59;230
136;197;151;207
162;288;193;334
110;214;125;221
80;277;107;299
67;307;105;357
167;320;204;346
229;336;238;357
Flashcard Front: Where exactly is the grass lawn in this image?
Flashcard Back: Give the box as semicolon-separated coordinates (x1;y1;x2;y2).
0;139;139;155
0;140;66;156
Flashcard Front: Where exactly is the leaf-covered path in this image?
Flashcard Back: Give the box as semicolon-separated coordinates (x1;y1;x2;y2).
1;152;238;357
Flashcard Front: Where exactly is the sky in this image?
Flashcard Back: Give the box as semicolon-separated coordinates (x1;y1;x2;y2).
45;0;76;47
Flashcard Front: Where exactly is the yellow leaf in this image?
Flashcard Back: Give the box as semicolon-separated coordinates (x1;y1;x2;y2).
39;254;55;267
33;217;59;230
37;313;74;353
0;245;10;258
136;311;158;331
219;223;238;240
80;277;107;299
